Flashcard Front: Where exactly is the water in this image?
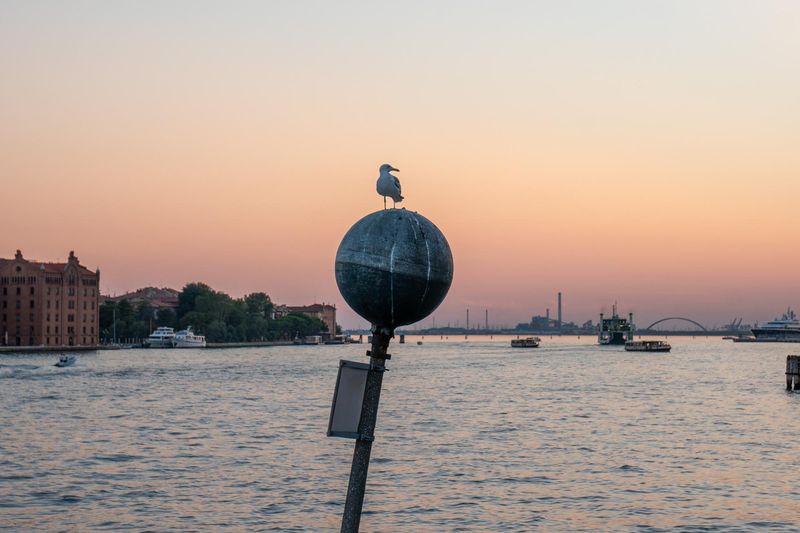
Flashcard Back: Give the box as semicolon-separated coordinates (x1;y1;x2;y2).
1;337;799;531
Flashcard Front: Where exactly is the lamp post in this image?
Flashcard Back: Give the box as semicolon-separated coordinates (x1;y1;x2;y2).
331;208;453;533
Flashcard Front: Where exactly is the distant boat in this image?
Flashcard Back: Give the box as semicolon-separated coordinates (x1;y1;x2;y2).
145;327;175;348
303;335;322;345
417;341;423;345
599;304;634;345
54;354;76;367
625;340;671;352
748;308;800;342
511;337;540;348
172;327;206;348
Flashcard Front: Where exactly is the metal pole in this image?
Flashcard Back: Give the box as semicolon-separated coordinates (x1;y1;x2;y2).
341;328;391;533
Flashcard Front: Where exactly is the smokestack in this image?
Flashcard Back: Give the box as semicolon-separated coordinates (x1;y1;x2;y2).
546;308;550;320
557;292;562;330
485;309;488;330
466;309;470;330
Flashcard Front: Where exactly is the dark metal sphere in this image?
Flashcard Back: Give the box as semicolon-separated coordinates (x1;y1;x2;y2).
335;209;453;329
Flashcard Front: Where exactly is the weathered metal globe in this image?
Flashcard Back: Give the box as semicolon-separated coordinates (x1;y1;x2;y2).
335;209;453;329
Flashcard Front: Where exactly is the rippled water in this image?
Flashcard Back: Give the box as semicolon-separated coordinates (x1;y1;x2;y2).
1;337;799;531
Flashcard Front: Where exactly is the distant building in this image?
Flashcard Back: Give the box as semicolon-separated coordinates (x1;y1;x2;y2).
276;303;337;334
0;250;100;347
103;287;179;309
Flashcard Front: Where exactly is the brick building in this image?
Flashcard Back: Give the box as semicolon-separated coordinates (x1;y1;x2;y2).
0;250;100;347
284;303;337;335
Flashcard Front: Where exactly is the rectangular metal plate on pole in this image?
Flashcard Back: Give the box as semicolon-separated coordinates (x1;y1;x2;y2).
328;360;371;439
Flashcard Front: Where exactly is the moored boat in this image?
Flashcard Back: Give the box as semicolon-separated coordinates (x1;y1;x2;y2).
625;340;671;352
172;327;206;348
145;327;175;348
511;337;540;348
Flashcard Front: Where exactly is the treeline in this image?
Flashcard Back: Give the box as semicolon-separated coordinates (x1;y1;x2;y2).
99;282;328;343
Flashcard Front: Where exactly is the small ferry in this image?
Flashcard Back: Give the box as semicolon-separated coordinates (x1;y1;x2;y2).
511;337;540;348
145;327;175;348
172;327;206;348
625;340;671;352
54;354;76;367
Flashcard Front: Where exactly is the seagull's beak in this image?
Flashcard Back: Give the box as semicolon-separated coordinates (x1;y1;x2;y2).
390;167;399;172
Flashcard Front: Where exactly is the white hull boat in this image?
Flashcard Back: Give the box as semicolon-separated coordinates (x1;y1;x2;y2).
172;327;206;348
146;327;175;348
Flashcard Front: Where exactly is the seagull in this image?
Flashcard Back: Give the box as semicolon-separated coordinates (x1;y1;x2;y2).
376;163;403;209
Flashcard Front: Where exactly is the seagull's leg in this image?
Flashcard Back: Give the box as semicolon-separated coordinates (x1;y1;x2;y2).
383;197;386;209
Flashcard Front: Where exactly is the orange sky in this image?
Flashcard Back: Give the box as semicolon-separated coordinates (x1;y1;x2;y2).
1;2;799;328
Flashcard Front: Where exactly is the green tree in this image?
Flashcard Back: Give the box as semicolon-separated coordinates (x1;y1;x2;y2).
244;292;273;317
176;282;213;319
116;299;134;321
155;308;176;328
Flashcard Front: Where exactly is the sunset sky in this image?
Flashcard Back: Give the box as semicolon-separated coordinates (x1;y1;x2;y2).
2;1;799;329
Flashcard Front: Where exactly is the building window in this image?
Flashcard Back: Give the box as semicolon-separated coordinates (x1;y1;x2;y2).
55;326;59;334
2;288;6;296
83;301;87;310
84;288;87;296
92;302;95;310
68;301;75;310
91;327;94;334
68;287;75;296
1;314;5;322
16;287;20;296
15;301;20;310
47;287;51;296
55;301;59;309
46;313;50;322
55;314;59;321
29;313;34;321
2;301;5;309
47;326;50;334
30;287;34;295
15;314;20;322
68;314;74;322
47;300;51;309
30;300;34;308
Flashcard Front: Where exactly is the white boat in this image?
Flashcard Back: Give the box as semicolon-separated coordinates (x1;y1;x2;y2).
625;340;671;352
749;308;800;342
54;354;76;367
145;327;175;348
172;327;206;348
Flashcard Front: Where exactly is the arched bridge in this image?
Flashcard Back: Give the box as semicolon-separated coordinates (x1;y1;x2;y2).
644;317;707;331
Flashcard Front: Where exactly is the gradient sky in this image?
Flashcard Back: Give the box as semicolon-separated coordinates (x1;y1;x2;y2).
2;1;799;329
